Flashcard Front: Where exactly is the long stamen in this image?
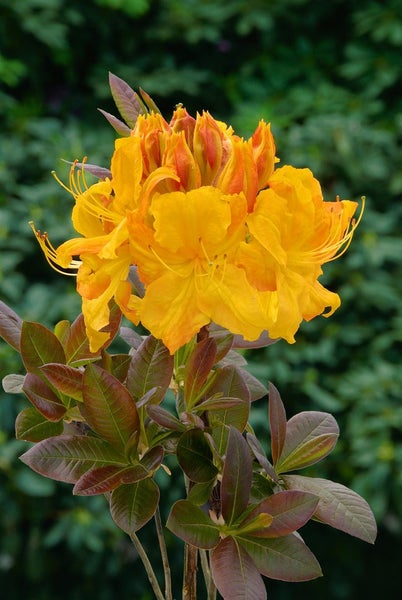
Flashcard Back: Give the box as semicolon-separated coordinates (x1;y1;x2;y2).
53;160;118;224
148;244;185;277
29;222;81;276
296;197;364;265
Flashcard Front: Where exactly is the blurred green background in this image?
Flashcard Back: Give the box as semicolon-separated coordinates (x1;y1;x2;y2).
0;0;401;598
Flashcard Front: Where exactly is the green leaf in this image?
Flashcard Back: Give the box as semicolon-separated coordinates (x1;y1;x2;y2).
187;479;216;506
53;320;70;346
109;72;147;128
275;411;339;474
283;475;377;544
221;427;252;525
20;321;66;374
240;490;318;538
184;336;217;407
15;407;63;442
126;335;174;404
110;478;160;534
209;398;250;435
0;300;22;351
20;434;126;483
82;364;139;453
211;537;266;600
40;363;84;401
22;373;66;421
177;429;218;483
238;534;322;582
269;382;287;464
166;499;220;549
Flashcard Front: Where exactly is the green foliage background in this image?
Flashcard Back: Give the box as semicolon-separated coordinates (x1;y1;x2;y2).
0;0;401;598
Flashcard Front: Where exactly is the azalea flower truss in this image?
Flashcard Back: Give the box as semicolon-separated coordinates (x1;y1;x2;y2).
32;95;362;355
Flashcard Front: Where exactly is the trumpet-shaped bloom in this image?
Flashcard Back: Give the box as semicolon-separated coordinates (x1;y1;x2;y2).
238;166;360;342
122;187;267;353
32;96;360;354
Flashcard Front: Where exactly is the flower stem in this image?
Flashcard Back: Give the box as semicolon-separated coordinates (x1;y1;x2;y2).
129;532;165;600
155;506;173;600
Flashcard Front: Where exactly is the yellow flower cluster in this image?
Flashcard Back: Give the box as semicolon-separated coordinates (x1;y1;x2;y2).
33;107;360;354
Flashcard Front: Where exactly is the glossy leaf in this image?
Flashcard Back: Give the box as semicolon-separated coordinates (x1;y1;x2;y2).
246;433;278;483
0;300;22;351
269;382;287;464
15;406;63;442
140;445;164;472
283;475;377;544
53;320;71;346
211;537;266;600
177;429;218;483
73;464;144;496
21;322;66;374
166;500;220;549
20;434;126;483
209;396;250;437
109;354;132;382
238;534;322;582
110;478;160;534
240;490;319;538
22;373;66;421
82;364;139;453
275;411;339;474
221;427;252;525
126;335;173;404
187;479;216;506
146;404;186;431
184;336;217;407
195;396;247;412
250;472;277;503
40;363;84;401
206;365;250;403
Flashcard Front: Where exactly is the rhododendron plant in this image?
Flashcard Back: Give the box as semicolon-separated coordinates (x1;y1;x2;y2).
0;73;374;600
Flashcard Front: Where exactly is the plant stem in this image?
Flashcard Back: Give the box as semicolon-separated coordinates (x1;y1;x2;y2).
155;506;173;600
200;550;217;600
130;532;165;600
183;543;198;600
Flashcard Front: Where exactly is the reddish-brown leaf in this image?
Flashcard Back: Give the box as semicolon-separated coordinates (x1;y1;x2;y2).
211;537;266;600
22;373;66;421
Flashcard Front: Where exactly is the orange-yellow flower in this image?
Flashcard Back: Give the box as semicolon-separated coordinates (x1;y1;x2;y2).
32;94;360;355
120;186;267;353
237;165;361;342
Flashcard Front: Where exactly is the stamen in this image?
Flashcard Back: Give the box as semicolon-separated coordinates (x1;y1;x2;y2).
53;159;117;225
295;197;364;265
148;244;184;277
198;237;213;267
29;222;81;276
